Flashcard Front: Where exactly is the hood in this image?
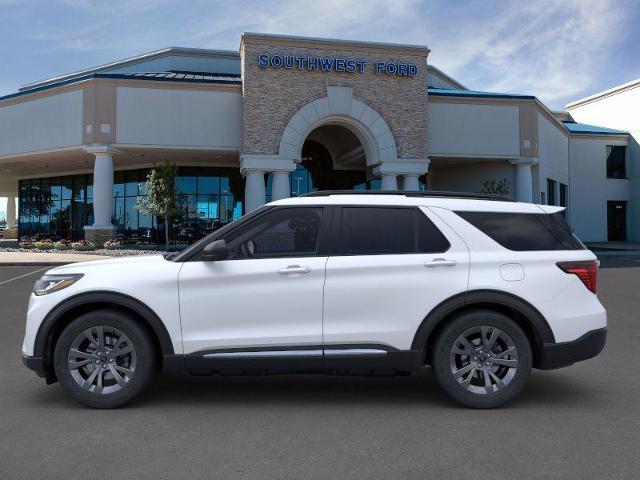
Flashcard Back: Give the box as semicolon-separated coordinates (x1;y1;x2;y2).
47;254;167;274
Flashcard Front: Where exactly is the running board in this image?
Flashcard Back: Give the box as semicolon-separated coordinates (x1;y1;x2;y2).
184;346;423;376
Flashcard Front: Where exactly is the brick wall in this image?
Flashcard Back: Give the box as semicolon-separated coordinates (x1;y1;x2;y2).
241;37;428;160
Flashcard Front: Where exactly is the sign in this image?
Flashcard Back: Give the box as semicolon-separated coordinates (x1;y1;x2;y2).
257;53;418;77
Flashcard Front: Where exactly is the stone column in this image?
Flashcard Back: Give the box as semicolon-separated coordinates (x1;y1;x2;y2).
271;171;291;201
244;170;266;213
374;159;429;193
402;174;421;191
241;154;296;213
84;145;117;245
510;158;537;203
380;174;398;191
6;195;16;228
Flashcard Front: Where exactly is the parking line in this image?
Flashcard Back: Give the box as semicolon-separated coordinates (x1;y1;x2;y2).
0;267;49;287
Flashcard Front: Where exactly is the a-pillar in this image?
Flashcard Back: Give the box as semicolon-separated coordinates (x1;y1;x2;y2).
83;145;117;245
510;158;538;203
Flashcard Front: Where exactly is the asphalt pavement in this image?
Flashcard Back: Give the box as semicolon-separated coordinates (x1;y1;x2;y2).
0;259;639;479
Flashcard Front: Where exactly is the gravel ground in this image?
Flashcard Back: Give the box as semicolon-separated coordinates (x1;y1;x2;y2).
0;247;166;256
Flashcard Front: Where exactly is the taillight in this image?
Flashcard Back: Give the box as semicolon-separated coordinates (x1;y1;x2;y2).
556;260;598;293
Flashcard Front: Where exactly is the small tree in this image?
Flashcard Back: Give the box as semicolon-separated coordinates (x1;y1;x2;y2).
481;178;511;197
136;161;180;250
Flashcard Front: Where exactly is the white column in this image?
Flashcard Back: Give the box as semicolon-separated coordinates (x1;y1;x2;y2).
271;171;291;201
6;195;16;228
244;170;266;212
381;174;398;191
510;158;537;203
402;174;420;191
92;152;115;227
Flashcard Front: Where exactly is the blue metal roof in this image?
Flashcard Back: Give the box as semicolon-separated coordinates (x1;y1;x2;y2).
562;121;628;135
0;71;242;102
428;87;535;100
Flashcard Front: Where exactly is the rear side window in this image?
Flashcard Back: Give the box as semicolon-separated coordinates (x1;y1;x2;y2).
456;211;585;251
340;207;450;255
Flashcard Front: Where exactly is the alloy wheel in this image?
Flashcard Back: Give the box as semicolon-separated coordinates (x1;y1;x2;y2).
449;326;519;395
67;326;137;395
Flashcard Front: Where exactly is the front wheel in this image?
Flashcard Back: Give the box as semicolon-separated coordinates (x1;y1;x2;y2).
53;310;156;408
432;309;532;408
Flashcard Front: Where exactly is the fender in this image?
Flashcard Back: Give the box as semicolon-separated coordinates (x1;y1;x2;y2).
34;291;175;357
411;289;556;351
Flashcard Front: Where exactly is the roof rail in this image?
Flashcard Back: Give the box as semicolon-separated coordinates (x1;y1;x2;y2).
300;190;515;202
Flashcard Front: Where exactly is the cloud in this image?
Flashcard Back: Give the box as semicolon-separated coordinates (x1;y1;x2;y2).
1;0;636;108
425;0;632;107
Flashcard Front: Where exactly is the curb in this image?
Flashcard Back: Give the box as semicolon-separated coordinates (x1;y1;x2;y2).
0;262;76;266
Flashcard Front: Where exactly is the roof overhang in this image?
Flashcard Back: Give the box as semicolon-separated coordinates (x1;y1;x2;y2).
19;47;240;93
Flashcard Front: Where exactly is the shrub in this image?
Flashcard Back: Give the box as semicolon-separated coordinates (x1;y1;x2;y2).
33;239;54;250
19;236;34;249
71;240;96;251
54;239;73;250
103;238;123;250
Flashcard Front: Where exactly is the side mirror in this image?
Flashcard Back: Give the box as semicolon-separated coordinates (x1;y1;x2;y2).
201;239;229;261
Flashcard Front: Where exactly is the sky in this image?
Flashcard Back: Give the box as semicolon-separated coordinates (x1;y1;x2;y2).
1;0;639;215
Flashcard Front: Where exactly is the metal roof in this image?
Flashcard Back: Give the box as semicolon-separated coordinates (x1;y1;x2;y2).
428;87;535;100
562;121;628;135
0;71;241;103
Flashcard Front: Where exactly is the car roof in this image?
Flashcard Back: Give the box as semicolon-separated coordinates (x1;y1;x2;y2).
269;192;563;214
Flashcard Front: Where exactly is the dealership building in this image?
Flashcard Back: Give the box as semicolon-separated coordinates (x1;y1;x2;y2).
0;33;637;244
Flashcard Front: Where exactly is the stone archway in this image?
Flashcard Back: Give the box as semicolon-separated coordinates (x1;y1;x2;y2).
278;86;398;166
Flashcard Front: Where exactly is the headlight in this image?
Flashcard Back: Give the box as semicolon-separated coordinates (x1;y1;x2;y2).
33;274;83;296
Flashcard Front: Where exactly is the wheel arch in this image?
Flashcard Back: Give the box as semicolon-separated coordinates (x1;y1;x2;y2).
34;291;175;380
412;290;555;368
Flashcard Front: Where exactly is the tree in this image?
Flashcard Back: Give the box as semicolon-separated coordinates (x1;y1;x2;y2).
481;178;511;197
136;161;181;250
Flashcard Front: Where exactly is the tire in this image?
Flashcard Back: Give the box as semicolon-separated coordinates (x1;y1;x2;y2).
53;309;156;409
432;309;532;409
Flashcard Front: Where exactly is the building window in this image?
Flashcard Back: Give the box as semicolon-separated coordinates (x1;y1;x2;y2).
606;145;626;179
547;179;557;206
18;167;244;244
540;192;546;205
559;183;568;218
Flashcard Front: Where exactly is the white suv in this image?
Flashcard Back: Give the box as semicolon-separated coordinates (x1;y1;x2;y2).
22;191;607;409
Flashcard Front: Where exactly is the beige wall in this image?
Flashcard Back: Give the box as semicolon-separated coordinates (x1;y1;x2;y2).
429;161;515;196
115;86;242;148
427;102;520;157
0;90;83;157
240;36;428;159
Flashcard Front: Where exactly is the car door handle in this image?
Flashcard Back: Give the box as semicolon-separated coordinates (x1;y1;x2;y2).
278;265;311;274
424;258;457;267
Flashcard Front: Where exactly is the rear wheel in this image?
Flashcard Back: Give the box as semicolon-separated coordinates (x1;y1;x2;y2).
432;309;532;408
53;309;156;408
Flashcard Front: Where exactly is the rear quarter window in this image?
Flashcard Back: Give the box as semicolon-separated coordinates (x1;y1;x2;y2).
455;211;585;251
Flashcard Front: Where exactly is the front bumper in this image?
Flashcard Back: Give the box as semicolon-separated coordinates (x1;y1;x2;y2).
22;353;47;378
537;327;607;370
22;353;57;383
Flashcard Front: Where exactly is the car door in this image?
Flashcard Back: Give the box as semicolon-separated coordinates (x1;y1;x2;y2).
178;206;330;361
323;206;469;353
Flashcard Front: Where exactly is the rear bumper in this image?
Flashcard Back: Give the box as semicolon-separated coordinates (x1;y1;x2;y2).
537;327;606;370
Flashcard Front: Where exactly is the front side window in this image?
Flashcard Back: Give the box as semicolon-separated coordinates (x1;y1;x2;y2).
606;145;626;179
225;207;323;259
340;207;450;255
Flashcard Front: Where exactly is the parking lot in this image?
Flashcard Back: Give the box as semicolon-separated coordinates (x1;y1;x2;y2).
1;258;639;479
